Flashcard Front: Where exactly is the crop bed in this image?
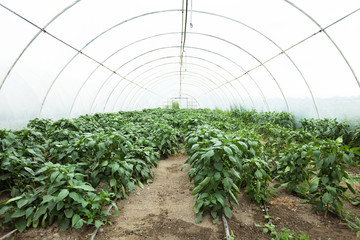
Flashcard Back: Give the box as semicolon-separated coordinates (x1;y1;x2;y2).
1;108;360;239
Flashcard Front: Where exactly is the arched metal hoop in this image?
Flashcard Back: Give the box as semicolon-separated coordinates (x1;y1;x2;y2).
284;0;359;90
126;77;224;111
34;9;315;117
69;37;269;116
100;54;246;114
0;0;81;90
114;61;248;110
110;61;245;110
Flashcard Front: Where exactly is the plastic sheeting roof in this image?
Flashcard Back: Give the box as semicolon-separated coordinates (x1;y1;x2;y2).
0;0;359;128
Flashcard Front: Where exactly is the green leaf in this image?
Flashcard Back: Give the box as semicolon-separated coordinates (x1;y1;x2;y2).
316;159;324;169
97;142;106;158
73;184;95;192
254;170;263;179
17;198;28;208
64;209;74;218
214;172;221;181
214;161;223;171
336;136;343;143
56;189;69;202
56;201;64;211
211;210;217;219
32;219;39;228
230;168;241;179
59;217;70;230
32;205;47;222
88;140;96;148
95;220;103;228
110;178;117;188
204;150;215;160
41;213;47;228
195;212;203;223
24;167;35;176
0;206;13;215
309;183;319;193
181;163;188;171
11;209;26;218
15;217;27;232
194;200;204;214
313;150;321;160
50;171;60;183
321;177;329;185
137;181;144;189
69;192;82;203
191;144;200;151
101;160;109;167
223;146;233;156
223;206;232;218
223;177;233;191
229;156;237;164
230;144;240;153
72;214;83;229
322;192;334;204
215;194;225;207
111;163;120;175
127;182;135;192
25;207;34;218
41;195;54;204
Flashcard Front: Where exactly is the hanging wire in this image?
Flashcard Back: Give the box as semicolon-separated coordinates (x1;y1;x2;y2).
179;0;190;100
190;0;193;28
183;0;189;52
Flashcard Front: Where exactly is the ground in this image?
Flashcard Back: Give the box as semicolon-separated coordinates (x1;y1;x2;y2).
1;154;360;240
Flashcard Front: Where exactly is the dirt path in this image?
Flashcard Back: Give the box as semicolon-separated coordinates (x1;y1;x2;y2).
93;153;223;240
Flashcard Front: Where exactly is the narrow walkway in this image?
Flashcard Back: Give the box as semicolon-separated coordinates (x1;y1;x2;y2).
96;153;223;240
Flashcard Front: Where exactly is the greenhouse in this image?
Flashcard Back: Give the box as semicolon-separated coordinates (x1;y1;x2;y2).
0;1;360;239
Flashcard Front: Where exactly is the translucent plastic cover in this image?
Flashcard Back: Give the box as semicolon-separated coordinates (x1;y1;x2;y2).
0;0;359;128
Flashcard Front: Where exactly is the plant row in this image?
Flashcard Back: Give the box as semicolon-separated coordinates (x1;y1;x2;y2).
0;110;180;232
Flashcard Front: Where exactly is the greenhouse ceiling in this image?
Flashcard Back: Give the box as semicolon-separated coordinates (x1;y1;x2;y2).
0;0;359;128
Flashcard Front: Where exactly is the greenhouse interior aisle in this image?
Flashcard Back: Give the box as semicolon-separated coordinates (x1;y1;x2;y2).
1;1;360;239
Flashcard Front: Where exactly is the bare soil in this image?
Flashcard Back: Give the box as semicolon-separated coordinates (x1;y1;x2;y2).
1;153;360;240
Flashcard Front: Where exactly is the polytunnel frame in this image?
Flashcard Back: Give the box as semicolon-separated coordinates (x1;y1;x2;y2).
112;76;215;111
1;1;163;105
114;64;244;111
121;71;231;111
132;83;216;110
2;5;357;117
100;46;258;112
94;29;289;114
0;0;81;90
69;33;268;117
98;56;235;113
121;68;234;107
115;60;248;109
124;60;249;108
135;86;204;110
25;8;302;116
284;0;360;89
112;60;242;109
129;77;222;111
159;92;202;109
133;85;203;110
98;52;249;114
